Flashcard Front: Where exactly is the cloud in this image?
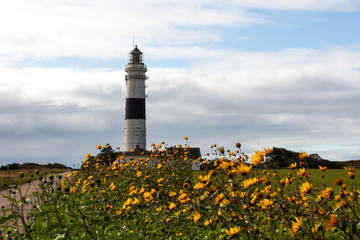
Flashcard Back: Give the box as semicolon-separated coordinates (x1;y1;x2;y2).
2;0;357;61
0;0;268;60
0;48;360;166
1;44;360;167
0;1;360;166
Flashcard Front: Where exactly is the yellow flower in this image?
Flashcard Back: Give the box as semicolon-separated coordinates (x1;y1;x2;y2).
214;193;224;204
221;198;230;205
228;191;237;198
69;186;77;194
193;182;206;190
243;177;259;189
337;200;348;208
298;152;308;159
251;151;264;166
169;202;176;210
297;168;308;177
143;192;154;202
291;217;302;235
184;136;189;140
235;142;241;148
197;175;210;183
325;214;338;230
259;198;273;210
109;182;116;191
264;147;273;155
176;233;183;236
132;197;140;205
178;192;188;201
344;165;355;172
204;219;213;226
169;191;177;197
219;160;230;170
193;212;201;223
346;171;355;179
239;191;248;198
139;187;145;194
157;177;164;183
287;162;297;169
299;182;312;196
182;207;190;213
157;164;162;169
231;161;252;175
319;165;327;171
312;224;319;233
225;226;241;236
136;171;142;177
321;187;334;199
332;178;343;186
96;144;102;150
122;198;132;209
250;193;262;204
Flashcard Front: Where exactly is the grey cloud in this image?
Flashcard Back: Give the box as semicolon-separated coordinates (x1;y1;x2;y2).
1;47;360;167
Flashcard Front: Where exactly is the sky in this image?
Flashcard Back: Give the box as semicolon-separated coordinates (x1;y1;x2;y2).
1;0;360;167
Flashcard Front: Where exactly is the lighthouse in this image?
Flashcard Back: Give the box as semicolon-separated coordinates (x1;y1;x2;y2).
124;46;147;152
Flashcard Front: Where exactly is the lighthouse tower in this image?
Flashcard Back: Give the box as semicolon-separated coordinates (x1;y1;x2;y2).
124;46;147;151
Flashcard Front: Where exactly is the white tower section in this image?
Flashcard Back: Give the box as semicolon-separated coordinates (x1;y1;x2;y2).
124;46;147;151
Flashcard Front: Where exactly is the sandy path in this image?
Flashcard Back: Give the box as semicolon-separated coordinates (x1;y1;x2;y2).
0;171;72;234
0;172;71;210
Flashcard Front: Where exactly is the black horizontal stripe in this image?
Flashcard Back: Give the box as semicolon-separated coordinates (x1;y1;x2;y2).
125;98;145;119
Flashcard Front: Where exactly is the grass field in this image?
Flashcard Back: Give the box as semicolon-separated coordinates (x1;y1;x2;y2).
264;168;360;192
2;168;356;192
195;168;359;188
2;167;356;192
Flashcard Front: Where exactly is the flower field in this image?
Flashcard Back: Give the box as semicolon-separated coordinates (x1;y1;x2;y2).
1;141;360;239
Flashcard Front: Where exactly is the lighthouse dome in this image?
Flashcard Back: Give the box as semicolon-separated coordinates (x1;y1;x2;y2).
129;45;143;63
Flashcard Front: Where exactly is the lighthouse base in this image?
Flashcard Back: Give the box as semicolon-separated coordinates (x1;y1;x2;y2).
124;119;146;151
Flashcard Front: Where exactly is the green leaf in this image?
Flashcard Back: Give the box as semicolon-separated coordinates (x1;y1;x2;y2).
78;232;92;240
45;222;63;234
354;191;359;200
1;194;12;200
351;221;360;235
103;222;122;233
34;209;53;220
340;218;347;231
66;222;83;232
22;198;32;205
0;213;18;224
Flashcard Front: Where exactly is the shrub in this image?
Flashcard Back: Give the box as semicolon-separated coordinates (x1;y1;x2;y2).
1;142;360;239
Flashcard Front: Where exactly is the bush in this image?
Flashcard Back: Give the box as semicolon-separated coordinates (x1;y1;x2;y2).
1;142;360;239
